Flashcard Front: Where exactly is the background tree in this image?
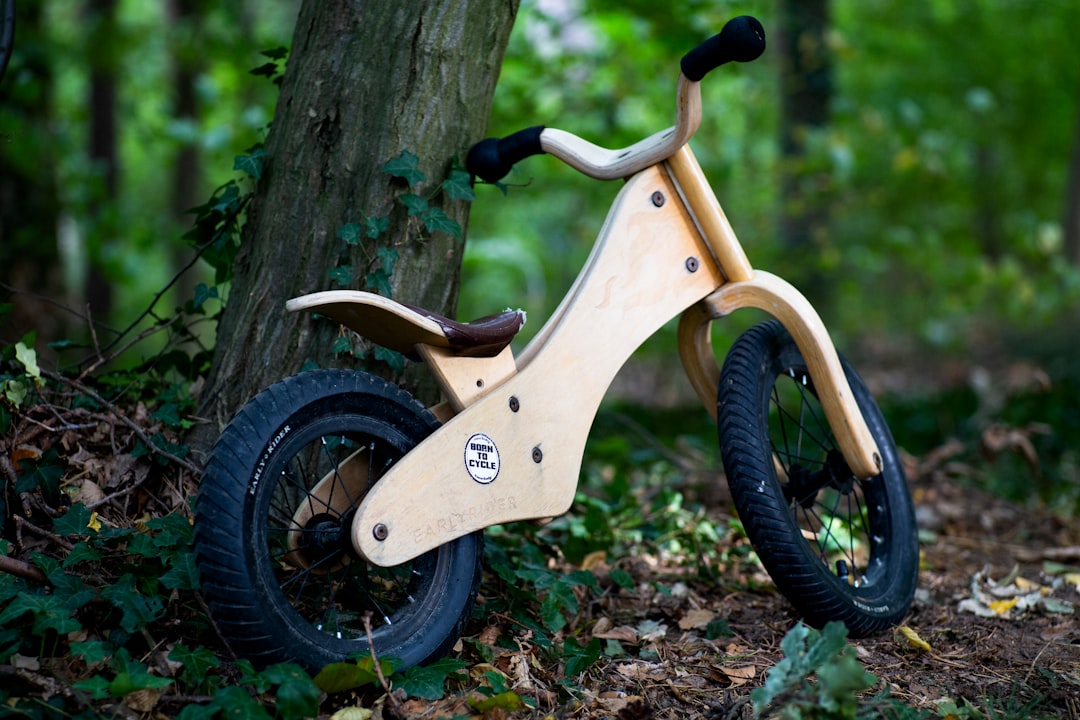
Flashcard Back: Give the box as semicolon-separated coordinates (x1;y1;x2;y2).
193;0;520;450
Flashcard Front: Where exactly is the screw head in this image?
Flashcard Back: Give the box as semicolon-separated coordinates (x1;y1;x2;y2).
531;446;543;463
651;191;665;207
509;396;520;412
685;256;699;272
373;523;389;541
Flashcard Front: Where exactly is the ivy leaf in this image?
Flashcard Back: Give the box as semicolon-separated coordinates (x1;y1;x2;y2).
0;592;81;634
192;283;219;311
54;503;96;536
160;551;200;591
100;574;164;633
313;657;389;693
234;148;266;180
261;664;321;720
72;640;112;665
562;637;602;678
399;193;428;217
382;150;425;186
365;269;393;298
441;168;476;201
337;222;362;245
376;246;398;276
394;657;467;700
248;62;278;78
15;448;64;506
328;265;353;286
72;675;111;701
365;215;389;239
208;685;272;720
261;46;289;60
331;336;353;354
421;206;462;239
373;347;405;373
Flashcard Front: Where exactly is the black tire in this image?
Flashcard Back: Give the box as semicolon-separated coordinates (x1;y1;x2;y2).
717;321;917;636
194;369;483;671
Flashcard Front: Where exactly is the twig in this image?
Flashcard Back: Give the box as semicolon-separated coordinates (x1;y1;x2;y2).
42;370;202;476
363;612;403;716
16;516;74;551
0;554;48;583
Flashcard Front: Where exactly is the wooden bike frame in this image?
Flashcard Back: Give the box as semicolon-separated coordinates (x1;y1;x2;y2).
285;138;882;568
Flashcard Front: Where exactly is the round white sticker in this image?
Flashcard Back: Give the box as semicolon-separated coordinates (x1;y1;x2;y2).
464;432;500;484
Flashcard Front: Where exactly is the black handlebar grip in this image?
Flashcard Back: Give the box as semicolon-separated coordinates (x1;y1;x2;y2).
680;15;766;82
466;125;546;183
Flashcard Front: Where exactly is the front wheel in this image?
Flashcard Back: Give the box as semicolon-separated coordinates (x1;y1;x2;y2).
194;369;483;671
717;321;917;636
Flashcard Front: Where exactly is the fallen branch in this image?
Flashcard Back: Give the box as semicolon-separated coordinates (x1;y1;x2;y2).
0;554;47;583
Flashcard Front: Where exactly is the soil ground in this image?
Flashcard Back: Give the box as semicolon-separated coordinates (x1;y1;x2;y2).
407;452;1080;720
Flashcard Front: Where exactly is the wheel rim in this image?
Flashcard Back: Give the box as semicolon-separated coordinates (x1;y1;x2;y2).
768;366;891;590
255;416;442;650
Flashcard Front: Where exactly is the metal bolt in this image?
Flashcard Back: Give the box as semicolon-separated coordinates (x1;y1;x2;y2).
531;446;543;463
509;396;520;412
651;191;665;207
373;523;389;541
685;256;699;272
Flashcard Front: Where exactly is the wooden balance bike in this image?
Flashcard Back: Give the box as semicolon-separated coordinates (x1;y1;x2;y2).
194;16;918;672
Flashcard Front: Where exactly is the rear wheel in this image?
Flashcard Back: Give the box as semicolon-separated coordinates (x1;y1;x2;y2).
194;369;482;671
717;321;917;635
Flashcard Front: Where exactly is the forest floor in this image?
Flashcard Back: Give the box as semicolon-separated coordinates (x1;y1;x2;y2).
401;452;1080;720
3;364;1080;719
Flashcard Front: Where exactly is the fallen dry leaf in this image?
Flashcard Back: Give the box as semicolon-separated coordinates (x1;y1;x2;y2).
677;608;714;630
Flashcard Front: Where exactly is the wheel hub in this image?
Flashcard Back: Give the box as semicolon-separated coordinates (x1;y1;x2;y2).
298;512;353;565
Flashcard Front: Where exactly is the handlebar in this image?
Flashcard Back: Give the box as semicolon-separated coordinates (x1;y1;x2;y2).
467;15;765;184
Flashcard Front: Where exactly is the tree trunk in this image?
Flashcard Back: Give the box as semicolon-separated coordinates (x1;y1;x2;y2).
777;0;832;301
85;0;118;319
1065;85;1080;265
0;0;64;353
193;0;519;455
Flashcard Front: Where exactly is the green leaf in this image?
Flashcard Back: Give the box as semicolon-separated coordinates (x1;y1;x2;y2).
331;336;353;354
110;669;173;698
248;62;278;78
14;342;40;380
72;640;112;665
234;148;266;180
261;46;289;60
53;503;96;536
400;193;428;217
63;541;103;567
365;215;390;239
421;206;462;239
192;283;219;311
261;664;321;720
0;592;82;634
170;643;221;680
563;637;602;678
100;574;164;632
440;168;476;201
609;568;635;590
72;675;111;700
337;222;362;245
328;265;353;286
376;246;398;276
373;346;405;373
160;551;200;591
382;150;425;186
15;448;64;504
365;269;393;298
469;691;525;713
208;685;272;720
394;657;467;700
313;662;378;693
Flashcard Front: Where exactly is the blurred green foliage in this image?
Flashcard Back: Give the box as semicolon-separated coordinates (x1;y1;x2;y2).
2;0;1080;510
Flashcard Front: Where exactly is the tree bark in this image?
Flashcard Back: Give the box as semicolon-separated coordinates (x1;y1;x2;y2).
1065;85;1080;265
193;0;519;455
777;0;832;302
